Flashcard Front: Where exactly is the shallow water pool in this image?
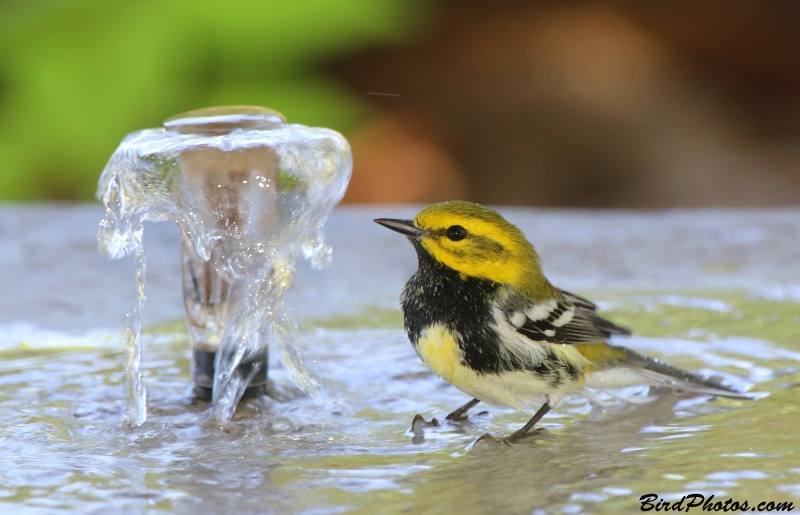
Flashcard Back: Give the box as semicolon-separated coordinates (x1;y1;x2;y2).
1;206;799;514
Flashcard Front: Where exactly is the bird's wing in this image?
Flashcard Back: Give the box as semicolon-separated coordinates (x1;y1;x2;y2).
559;289;631;337
503;289;631;345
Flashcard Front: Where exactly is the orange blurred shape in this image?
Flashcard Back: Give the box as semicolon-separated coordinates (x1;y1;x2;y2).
343;115;467;204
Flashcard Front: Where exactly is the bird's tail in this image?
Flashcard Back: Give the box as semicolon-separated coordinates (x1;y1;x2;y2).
578;343;752;399
622;347;752;399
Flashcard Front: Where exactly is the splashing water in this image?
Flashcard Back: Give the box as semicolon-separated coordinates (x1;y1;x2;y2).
96;106;351;424
122;235;147;426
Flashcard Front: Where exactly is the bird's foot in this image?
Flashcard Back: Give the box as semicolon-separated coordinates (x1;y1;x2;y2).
472;428;548;447
503;427;548;445
446;409;489;422
470;432;500;447
445;410;468;421
445;398;481;421
410;414;439;436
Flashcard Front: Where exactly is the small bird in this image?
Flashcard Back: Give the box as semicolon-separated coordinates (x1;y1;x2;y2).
375;201;749;442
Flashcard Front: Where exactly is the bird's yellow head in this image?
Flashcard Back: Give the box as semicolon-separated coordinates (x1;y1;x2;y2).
376;201;549;293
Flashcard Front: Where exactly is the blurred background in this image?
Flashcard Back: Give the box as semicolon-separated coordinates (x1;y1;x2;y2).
1;0;798;207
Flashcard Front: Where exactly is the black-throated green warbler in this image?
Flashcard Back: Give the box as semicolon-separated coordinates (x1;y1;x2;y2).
375;201;748;442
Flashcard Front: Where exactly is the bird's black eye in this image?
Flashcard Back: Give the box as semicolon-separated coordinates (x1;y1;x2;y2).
445;225;467;241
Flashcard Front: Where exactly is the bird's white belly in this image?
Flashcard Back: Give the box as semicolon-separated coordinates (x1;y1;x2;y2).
416;324;580;410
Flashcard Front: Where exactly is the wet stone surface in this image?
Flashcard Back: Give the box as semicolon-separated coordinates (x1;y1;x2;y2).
1;205;799;514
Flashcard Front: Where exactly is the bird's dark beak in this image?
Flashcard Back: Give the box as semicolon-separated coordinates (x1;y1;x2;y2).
374;218;426;238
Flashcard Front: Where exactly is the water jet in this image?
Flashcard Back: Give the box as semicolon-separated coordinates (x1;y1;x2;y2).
97;106;351;424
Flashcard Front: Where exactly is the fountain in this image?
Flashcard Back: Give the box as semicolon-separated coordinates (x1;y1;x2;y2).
96;106;352;424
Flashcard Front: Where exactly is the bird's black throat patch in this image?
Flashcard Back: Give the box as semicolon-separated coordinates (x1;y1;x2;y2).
401;241;561;378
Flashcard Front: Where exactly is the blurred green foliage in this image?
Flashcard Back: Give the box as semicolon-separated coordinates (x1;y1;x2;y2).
0;0;425;200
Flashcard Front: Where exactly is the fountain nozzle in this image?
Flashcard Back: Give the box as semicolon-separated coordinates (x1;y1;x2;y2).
97;105;352;423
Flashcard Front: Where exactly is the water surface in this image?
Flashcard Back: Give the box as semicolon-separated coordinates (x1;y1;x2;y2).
1;292;799;514
1;206;799;514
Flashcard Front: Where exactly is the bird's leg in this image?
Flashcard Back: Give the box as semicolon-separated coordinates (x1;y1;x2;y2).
505;403;551;443
445;398;481;421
